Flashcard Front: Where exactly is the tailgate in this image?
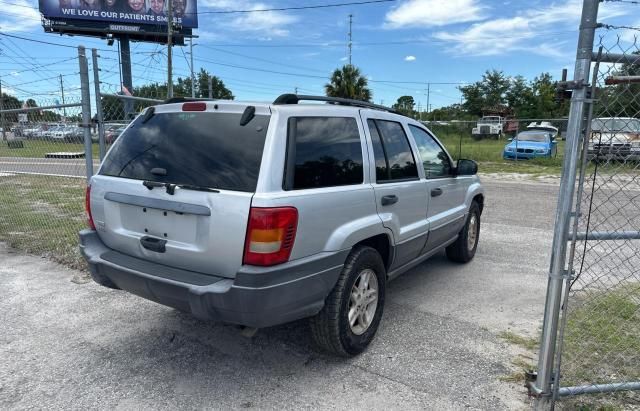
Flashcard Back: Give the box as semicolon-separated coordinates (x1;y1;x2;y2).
90;176;252;278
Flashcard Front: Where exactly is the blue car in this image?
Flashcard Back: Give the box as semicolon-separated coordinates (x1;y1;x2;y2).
503;131;558;160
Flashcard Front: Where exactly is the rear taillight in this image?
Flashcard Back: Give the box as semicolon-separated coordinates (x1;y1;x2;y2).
243;207;298;266
85;185;96;230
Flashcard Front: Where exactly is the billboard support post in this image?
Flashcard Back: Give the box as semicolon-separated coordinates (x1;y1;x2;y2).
78;46;94;181
92;49;106;161
167;0;173;99
119;36;134;119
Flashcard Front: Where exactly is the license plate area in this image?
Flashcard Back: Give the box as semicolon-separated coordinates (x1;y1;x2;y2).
119;204;200;244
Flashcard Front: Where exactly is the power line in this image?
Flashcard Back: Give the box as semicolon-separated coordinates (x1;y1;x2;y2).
0;32;119;52
198;45;331;74
191;0;396;14
0;0;396;14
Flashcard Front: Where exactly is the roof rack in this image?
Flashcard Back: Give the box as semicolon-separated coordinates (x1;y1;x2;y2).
273;94;401;115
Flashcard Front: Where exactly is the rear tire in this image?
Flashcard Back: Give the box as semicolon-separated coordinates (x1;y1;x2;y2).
446;201;481;263
310;246;386;357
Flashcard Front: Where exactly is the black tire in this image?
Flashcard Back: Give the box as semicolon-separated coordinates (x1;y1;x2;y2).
310;246;386;357
446;201;481;263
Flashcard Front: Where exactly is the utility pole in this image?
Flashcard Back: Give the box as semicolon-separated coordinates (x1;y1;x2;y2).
208;76;213;99
348;14;353;66
426;82;430;115
190;37;195;98
59;74;67;120
167;0;173;99
0;77;5;142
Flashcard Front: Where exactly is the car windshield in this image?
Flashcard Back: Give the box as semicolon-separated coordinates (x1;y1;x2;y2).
515;132;548;142
591;118;640;132
479;117;500;124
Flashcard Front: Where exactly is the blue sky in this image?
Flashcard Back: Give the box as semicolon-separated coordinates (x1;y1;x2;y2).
0;0;638;110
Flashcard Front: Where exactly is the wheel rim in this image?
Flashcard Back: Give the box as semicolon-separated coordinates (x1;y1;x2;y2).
467;213;478;252
348;269;379;336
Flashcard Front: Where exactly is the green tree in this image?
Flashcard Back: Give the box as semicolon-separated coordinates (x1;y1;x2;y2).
325;65;372;102
393;95;416;117
531;73;557;118
480;70;510;107
506;75;536;118
459;81;484;117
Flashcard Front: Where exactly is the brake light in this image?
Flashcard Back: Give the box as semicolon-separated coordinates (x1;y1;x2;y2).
85;185;96;230
182;102;206;111
243;207;298;266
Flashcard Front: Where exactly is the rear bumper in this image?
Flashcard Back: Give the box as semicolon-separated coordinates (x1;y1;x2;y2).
79;230;346;328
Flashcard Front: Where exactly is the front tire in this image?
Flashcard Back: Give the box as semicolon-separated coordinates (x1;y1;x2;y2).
446;201;481;263
310;246;386;357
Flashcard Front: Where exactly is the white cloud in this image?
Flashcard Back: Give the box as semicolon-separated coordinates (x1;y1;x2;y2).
199;1;297;37
620;22;640;45
340;56;348;61
404;55;416;62
433;0;627;57
384;0;485;29
0;0;41;33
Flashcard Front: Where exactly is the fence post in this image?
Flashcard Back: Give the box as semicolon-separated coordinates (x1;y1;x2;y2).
78;46;94;181
92;49;106;161
532;0;599;409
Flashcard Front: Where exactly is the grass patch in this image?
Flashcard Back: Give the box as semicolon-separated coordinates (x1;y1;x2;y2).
562;286;640;386
499;331;539;351
0;139;102;158
0;174;87;269
499;357;537;383
559;286;640;409
436;133;566;176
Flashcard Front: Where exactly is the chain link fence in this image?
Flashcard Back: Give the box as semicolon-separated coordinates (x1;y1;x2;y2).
423;118;567;176
532;1;640;408
0;50;94;270
554;33;640;409
0;95;90;269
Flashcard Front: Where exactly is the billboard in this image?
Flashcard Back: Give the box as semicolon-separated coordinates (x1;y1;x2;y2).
39;0;198;33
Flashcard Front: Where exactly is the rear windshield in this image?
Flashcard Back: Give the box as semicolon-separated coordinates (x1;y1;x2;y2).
100;111;270;192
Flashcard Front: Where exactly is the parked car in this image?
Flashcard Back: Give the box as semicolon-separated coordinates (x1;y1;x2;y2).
503;130;557;160
79;95;484;356
588;117;640;161
105;125;127;144
527;121;559;139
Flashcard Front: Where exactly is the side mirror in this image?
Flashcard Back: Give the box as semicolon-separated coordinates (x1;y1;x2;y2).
456;159;478;176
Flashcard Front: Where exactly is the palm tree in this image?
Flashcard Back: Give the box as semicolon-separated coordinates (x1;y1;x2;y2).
325;65;372;102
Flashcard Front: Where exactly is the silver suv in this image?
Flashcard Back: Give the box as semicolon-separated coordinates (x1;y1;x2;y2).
79;95;484;356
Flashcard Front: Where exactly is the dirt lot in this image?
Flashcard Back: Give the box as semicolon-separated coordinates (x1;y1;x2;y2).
0;178;558;410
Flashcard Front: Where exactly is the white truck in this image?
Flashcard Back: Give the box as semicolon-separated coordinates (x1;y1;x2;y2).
472;116;504;139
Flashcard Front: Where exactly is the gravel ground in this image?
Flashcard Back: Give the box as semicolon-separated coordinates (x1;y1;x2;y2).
0;178;558;410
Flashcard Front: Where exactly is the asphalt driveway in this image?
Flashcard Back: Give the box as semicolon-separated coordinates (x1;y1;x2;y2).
0;178;558;410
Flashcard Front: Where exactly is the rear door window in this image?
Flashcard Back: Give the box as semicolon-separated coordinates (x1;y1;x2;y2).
367;119;419;182
284;117;364;190
99;111;270;192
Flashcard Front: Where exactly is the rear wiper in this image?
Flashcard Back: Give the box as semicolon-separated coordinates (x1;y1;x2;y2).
143;180;219;195
177;184;220;193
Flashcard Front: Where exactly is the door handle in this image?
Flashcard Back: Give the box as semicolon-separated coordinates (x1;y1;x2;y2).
431;188;443;197
140;236;167;253
381;195;398;206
